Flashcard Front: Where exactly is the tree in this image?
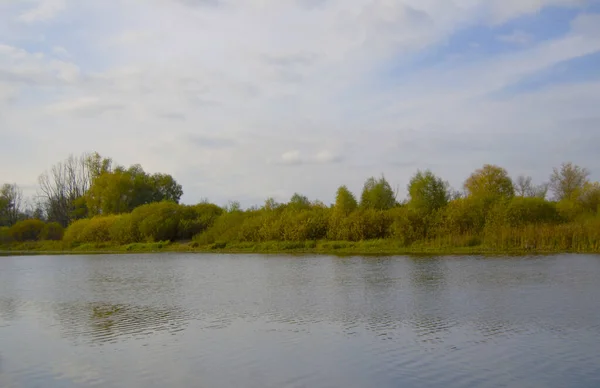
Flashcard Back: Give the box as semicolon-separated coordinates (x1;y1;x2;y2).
514;175;548;198
360;175;396;210
86;170;135;215
549;162;590;201
578;182;600;214
38;153;106;226
288;193;311;211
407;170;449;215
0;183;23;226
464;164;514;200
149;173;183;203
85;166;183;216
333;185;358;215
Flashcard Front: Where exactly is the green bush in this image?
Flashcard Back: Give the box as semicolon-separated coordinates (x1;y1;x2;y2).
132;202;181;242
178;203;223;240
9;219;46;242
0;226;13;244
506;197;560;226
63;219;91;243
109;214;137;244
40;222;65;241
80;216;120;243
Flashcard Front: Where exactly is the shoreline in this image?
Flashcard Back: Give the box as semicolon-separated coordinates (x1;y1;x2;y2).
1;240;597;256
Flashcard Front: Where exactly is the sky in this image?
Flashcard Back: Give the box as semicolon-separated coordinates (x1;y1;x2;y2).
1;0;599;207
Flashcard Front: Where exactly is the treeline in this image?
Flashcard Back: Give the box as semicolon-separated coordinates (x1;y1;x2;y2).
2;156;600;252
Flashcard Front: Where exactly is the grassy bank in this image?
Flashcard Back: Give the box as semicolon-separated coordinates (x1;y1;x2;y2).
2;239;598;256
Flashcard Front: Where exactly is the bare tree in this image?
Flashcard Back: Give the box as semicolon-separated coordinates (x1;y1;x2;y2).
514;175;549;199
0;183;23;226
37;152;111;226
515;175;533;197
549;162;590;201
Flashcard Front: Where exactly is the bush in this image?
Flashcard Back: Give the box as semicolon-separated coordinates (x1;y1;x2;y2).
40;222;65;241
506;197;560;226
9;219;46;242
194;212;249;245
132;202;181;242
0;226;13;244
109;214;137;244
80;216;120;243
64;219;91;243
178;203;223;240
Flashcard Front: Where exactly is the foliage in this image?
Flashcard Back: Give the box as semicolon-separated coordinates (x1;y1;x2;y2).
549;162;590;201
9;219;46;242
333;185;358;215
360;176;396;210
0;226;12;244
464;164;514;201
407;170;449;215
41;222;65;241
4;157;600;254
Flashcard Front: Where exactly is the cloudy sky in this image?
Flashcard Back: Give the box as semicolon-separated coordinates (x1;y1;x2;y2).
1;0;599;207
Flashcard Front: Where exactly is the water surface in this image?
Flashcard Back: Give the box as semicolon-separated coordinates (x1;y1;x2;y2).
1;253;599;387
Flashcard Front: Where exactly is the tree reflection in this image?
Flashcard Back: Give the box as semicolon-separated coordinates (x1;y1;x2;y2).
54;301;190;345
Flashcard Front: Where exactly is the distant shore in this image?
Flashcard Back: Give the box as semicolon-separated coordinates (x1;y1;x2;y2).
1;240;596;256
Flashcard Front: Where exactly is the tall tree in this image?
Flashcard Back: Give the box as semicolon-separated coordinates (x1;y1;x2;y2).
407;170;449;215
333;185;358;215
360;175;396;210
464;164;514;200
549;162;590;201
38;152;110;226
0;183;23;226
85;166;183;216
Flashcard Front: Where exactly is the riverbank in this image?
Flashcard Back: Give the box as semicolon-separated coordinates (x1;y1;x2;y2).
1;239;597;256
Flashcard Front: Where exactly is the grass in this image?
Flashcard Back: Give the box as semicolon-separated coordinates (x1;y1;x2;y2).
2;238;598;256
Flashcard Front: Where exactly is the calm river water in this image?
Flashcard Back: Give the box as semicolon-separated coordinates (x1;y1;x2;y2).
1;253;599;388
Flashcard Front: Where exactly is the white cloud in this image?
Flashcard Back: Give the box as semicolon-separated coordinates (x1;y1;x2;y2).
18;0;66;23
0;1;599;206
46;97;125;117
280;150;302;165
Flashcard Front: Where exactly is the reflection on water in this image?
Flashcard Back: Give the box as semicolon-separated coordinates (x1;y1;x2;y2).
54;302;190;345
1;253;600;388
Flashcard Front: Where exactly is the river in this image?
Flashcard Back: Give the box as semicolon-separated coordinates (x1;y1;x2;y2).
1;253;599;387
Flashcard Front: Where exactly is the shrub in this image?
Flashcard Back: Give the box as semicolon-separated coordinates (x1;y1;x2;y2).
0;226;13;244
109;214;137;244
40;222;65;241
132;202;181;242
505;197;560;226
64;219;91;243
9;219;46;242
80;216;120;243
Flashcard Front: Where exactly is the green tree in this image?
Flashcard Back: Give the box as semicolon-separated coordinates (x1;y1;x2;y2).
549;162;590;201
333;185;358;215
149;173;183;203
86;167;183;215
86;170;135;215
407;170;449;215
360;175;396;210
578;182;600;214
464;164;514;200
288;193;311;211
